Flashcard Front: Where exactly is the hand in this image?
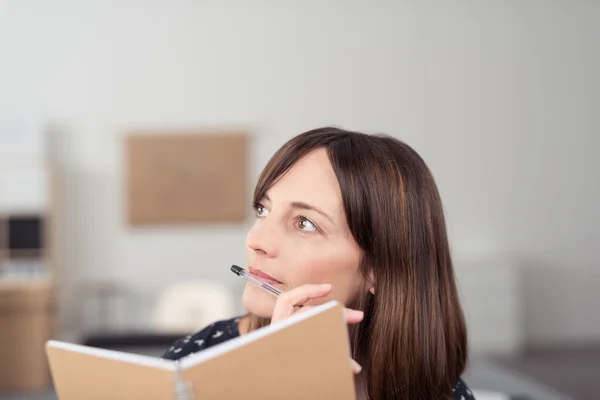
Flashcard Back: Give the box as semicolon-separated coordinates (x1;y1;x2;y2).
271;283;364;374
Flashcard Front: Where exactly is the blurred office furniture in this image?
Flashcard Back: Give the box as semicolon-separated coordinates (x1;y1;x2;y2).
152;281;235;333
472;390;511;400
0;120;55;391
464;357;573;400
74;279;141;334
77;279;184;352
0;279;54;391
79;281;235;356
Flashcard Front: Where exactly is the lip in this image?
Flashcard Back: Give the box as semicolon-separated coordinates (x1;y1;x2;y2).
248;266;283;285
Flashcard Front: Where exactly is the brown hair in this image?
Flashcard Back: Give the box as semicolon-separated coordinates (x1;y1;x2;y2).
248;127;467;399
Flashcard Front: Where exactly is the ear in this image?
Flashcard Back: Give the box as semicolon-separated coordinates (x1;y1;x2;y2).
367;269;375;295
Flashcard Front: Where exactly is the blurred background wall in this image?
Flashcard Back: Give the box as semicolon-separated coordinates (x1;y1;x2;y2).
0;0;598;390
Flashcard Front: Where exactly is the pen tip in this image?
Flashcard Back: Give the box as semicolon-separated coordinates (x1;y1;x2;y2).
231;265;243;276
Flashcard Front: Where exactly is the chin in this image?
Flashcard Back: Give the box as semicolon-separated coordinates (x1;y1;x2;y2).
242;284;276;318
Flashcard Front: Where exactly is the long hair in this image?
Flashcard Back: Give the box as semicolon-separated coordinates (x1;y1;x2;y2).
248;127;467;400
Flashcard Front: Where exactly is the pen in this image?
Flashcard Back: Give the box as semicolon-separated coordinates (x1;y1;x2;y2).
230;265;282;298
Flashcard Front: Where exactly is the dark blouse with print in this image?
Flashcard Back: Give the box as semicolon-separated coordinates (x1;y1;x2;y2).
162;317;476;400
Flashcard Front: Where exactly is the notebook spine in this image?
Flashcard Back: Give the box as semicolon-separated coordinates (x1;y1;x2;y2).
174;361;195;400
174;380;194;400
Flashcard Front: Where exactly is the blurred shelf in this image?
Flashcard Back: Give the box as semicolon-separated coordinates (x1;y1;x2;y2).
8;248;44;259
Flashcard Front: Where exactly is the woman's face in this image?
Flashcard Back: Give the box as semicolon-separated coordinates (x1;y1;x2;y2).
243;148;365;318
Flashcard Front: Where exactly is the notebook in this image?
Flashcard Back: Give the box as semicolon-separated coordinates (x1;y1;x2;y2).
46;301;356;400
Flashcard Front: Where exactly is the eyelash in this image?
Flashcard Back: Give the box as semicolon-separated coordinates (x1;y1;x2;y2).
252;202;269;219
252;202;321;233
293;215;319;233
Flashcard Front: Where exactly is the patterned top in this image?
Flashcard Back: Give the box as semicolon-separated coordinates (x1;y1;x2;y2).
162;317;476;400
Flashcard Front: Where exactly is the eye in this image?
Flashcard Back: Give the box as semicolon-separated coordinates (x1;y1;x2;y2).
295;216;318;232
253;203;270;218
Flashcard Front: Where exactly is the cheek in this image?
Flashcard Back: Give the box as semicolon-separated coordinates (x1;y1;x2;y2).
290;248;363;305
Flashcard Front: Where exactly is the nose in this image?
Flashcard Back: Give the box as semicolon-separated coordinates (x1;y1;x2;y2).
246;218;278;259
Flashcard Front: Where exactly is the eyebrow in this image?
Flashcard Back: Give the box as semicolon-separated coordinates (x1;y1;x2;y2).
291;201;336;225
263;194;336;225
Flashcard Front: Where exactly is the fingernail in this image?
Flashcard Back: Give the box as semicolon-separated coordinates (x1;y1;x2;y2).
345;309;364;318
351;359;362;373
321;284;332;290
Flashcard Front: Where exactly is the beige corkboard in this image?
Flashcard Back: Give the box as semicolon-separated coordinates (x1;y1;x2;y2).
126;132;249;225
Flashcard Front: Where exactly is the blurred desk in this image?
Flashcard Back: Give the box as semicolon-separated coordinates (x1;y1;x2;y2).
464;357;573;400
0;278;54;391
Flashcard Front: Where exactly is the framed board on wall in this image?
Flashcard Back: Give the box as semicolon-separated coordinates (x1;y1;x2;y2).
126;132;249;225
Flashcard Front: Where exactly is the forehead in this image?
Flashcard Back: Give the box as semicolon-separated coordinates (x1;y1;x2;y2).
267;148;342;210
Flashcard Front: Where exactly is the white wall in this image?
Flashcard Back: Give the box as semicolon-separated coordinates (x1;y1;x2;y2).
0;0;598;345
415;2;600;344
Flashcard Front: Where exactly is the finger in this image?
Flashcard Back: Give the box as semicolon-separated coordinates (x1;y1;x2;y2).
272;284;331;322
280;284;332;307
285;306;363;324
351;358;362;374
344;308;364;324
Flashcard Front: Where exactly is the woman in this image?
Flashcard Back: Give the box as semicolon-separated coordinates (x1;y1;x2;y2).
163;127;475;400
